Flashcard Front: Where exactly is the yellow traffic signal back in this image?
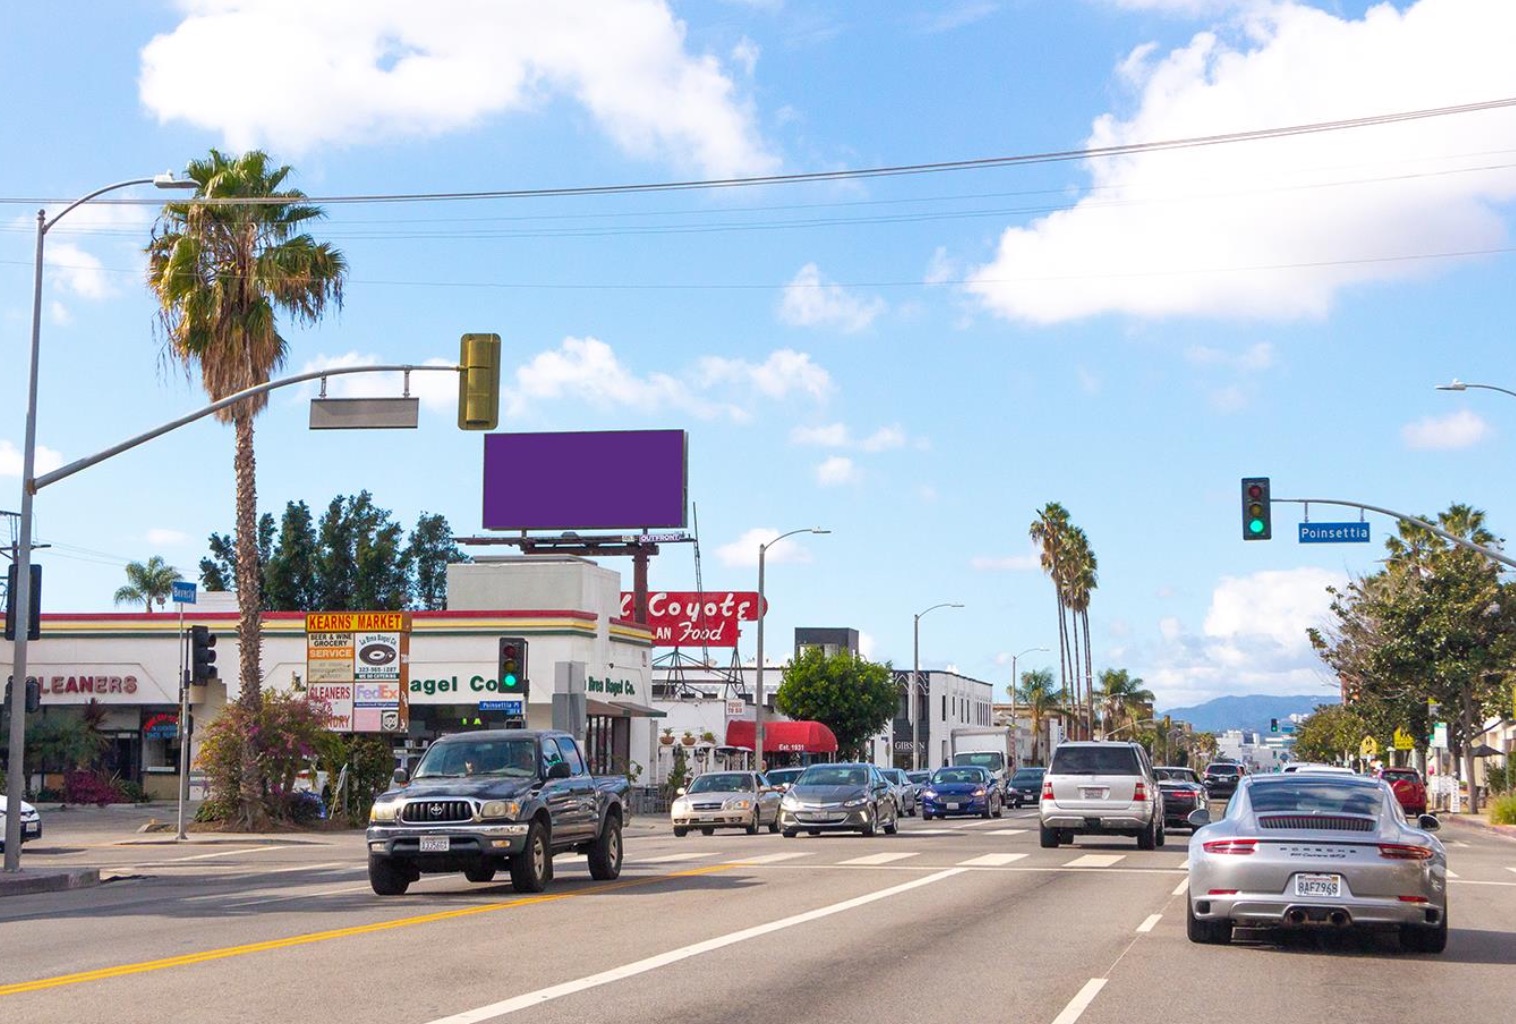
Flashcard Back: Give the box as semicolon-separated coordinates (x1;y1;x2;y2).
458;332;501;431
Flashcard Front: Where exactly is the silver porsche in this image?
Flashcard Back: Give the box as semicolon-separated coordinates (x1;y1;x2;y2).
1186;773;1447;952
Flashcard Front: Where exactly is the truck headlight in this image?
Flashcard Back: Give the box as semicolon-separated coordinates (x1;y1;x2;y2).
480;800;521;820
369;800;400;823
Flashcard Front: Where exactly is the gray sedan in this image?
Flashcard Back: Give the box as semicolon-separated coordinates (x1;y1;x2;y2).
779;763;899;837
671;771;782;836
1187;773;1447;952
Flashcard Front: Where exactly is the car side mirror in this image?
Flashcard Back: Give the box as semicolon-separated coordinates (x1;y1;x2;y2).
546;761;572;780
392;767;409;786
1417;814;1441;832
1187;808;1212;828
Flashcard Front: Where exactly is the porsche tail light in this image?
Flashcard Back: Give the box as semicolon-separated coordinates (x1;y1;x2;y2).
1202;838;1258;855
1378;844;1435;861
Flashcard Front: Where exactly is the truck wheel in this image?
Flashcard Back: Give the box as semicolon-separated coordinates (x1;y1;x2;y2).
673;826;688;838
700;827;715;836
510;820;551;893
368;855;410;896
464;862;497;883
588;815;623;881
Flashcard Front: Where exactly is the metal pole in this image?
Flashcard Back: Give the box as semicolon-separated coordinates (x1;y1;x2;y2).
912;613;921;773
176;606;188;840
754;543;767;773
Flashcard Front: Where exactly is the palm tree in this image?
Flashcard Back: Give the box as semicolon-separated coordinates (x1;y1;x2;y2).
1016;667;1058;764
1063;527;1098;739
146;149;346;710
113;556;182;613
1029;503;1073;727
1096;668;1155;738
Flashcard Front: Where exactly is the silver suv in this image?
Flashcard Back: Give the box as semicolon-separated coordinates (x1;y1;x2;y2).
1038;741;1164;849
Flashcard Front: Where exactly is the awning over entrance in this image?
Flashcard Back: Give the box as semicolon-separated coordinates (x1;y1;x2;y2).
724;719;838;754
586;698;666;719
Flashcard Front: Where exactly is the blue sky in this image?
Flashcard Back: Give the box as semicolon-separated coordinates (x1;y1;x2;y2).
3;0;1514;710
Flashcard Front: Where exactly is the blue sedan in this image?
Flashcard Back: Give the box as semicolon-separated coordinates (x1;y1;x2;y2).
921;766;1003;820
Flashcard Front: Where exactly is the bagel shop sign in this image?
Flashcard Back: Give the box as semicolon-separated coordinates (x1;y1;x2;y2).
304;612;410;733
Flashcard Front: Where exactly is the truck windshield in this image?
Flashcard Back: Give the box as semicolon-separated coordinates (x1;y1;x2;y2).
953;753;1004;772
413;739;538;779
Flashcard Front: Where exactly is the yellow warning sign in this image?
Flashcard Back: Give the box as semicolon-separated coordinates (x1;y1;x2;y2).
1392;727;1415;751
1360;735;1379;758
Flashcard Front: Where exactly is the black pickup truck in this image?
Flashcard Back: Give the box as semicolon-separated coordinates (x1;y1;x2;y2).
365;729;628;895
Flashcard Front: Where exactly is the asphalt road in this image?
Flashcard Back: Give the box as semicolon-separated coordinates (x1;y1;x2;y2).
2;804;1513;1024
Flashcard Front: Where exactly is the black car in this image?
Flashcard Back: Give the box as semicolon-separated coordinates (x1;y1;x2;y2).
1154;766;1207;829
1201;762;1245;799
1003;766;1046;808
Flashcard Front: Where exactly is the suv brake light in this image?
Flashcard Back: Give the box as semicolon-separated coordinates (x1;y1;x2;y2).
1133;781;1147;801
1202;838;1257;855
1041;780;1054;802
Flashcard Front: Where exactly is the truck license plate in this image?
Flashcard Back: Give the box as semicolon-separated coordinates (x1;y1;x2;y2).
1294;873;1341;898
419;835;449;853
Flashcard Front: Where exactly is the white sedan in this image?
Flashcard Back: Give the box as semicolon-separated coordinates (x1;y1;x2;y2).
0;795;43;850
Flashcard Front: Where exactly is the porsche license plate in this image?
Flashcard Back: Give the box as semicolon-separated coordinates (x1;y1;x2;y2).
419;835;449;853
1294;873;1341;898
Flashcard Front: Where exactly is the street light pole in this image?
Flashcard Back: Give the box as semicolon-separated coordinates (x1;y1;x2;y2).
753;527;828;772
911;602;962;772
1435;379;1516;400
5;173;196;872
1007;645;1048;761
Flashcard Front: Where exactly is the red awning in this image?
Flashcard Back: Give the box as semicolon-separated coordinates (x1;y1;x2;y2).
724;719;838;754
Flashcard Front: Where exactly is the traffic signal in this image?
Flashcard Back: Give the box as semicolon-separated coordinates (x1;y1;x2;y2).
190;625;218;684
1270;718;1279;733
458;332;501;431
1241;476;1272;540
4;677;42;714
4;563;41;641
499;636;529;699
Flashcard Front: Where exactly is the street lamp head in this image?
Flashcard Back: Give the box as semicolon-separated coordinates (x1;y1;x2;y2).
153;172;199;190
809;527;830;535
1435;379;1467;391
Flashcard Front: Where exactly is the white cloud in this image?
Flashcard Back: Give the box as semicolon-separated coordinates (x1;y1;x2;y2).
970;545;1041;572
858;631;877;659
1207;384;1248;412
46;243;112;300
715;527;818;568
731;37;760;76
790;422;908;452
1076;367;1101;394
778;263;886;333
1104;0;1243;13
967;1;1516;323
1187;342;1275;371
140;1;777;177
146;528;191;546
1142;567;1345;707
815;455;858;486
0;441;64;478
925;246;959;286
1401;408;1490;450
505;337;832;420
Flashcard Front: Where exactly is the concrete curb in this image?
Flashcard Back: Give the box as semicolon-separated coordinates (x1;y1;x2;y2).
0;868;101;899
1441;813;1516;843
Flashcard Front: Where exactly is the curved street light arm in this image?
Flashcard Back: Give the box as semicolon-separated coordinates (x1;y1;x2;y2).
1436;380;1516;400
1272;497;1516;570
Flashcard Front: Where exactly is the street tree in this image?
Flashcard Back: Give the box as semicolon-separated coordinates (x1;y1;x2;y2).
147;148;347;712
1095;668;1154;738
112;555;182;613
1015;667;1058;764
1292;703;1368;765
775;647;898;760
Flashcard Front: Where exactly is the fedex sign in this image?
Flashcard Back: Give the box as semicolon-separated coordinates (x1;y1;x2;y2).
618;591;763;648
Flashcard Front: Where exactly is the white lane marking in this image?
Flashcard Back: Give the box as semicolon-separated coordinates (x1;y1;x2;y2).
1172;878;1189;896
1445;870;1460;879
838;851;919;866
732;852;812;865
422;868;969;1023
905;829;956;835
224;885;373;908
1508;867;1516;875
133;845;292;865
958;853;1027;867
1178;859;1189;870
1136;914;1162;933
1050;978;1108;1024
1449;840;1472;848
637;852;721;864
984;829;1027;837
1065;854;1124;868
950;819;1006;829
178;862;350;899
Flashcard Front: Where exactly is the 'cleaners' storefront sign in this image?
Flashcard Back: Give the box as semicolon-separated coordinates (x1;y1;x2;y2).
617;591;762;648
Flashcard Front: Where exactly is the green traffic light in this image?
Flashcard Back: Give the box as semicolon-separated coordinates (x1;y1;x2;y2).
1249;518;1266;535
503;673;518;688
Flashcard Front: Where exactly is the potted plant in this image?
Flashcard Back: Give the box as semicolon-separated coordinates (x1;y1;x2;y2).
700;730;716;744
681;730;697;746
660;727;675;746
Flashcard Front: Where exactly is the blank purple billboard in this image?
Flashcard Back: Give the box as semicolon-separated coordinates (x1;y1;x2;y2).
482;430;688;530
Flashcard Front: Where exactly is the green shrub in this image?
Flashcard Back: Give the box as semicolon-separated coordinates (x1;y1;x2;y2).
1490;794;1516;826
1484;763;1509;796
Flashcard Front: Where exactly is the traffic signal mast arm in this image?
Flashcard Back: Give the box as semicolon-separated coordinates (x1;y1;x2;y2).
1272;496;1516;569
30;363;463;495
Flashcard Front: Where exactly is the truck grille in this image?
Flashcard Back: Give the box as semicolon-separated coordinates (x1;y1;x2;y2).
1258;814;1373;832
399;800;475;824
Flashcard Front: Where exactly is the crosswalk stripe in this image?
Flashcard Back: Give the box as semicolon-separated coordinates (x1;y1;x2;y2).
1178;859;1189;870
950;819;1007;829
905;829;956;835
638;852;721;864
1171;878;1188;896
1136;914;1162;933
1445;870;1460;879
1507;867;1516;876
1064;854;1125;868
983;829;1026;837
839;852;920;866
958;853;1028;867
732;852;813;865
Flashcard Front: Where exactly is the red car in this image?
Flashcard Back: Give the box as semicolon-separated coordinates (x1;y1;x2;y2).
1379;767;1428;815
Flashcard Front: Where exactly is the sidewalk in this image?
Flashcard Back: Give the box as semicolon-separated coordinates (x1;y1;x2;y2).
1439;809;1516;843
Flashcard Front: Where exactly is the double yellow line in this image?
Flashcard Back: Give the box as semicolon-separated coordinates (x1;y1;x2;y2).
0;865;731;998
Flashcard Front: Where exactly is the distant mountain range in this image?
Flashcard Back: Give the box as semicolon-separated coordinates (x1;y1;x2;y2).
1160;693;1340;734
